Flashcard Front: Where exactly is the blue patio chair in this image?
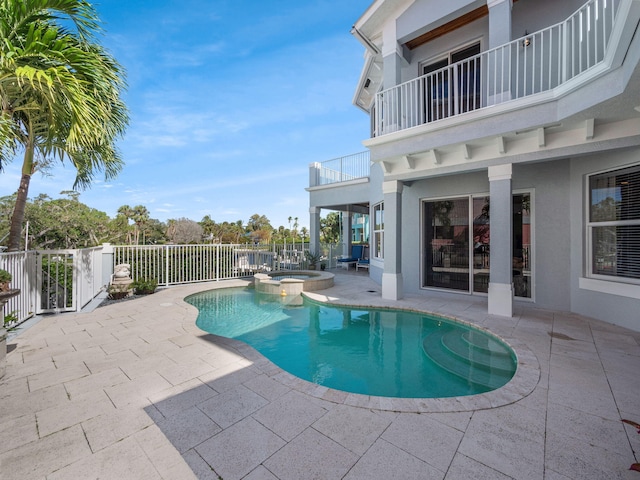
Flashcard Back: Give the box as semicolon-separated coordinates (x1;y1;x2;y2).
356;246;370;271
338;245;364;270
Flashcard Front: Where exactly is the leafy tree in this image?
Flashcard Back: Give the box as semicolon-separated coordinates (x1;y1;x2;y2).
320;211;340;243
166;218;204;244
142;218;167;245
247;214;272;232
0;193;17;245
24;194;112;248
246;214;274;244
0;0;129;251
300;226;308;242
199;215;216;242
108;211;130;245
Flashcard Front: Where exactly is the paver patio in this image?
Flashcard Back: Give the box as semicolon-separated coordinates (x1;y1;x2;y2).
0;271;638;479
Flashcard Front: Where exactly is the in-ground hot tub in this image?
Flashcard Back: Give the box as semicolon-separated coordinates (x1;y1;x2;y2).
254;270;334;296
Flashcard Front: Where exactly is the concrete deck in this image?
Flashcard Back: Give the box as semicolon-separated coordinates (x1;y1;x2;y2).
1;271;638;479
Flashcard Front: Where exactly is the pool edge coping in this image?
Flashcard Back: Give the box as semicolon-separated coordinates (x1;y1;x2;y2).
184;282;541;414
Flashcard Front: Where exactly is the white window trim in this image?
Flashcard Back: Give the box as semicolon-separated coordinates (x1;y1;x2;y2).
513;188;535;302
372;202;384;260
585;163;640;287
579;277;640;300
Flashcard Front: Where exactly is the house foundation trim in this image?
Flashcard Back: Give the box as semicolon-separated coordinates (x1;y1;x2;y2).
488;282;514;317
382;273;404;301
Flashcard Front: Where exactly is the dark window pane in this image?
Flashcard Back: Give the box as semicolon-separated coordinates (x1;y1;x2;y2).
592;225;640;279
590;165;640;222
424;199;469;291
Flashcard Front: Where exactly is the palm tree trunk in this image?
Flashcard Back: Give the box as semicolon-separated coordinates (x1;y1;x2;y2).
8;144;34;251
8;173;31;251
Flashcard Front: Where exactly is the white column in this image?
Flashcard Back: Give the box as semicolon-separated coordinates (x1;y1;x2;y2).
382;21;402;88
341;211;352;257
382;180;403;300
488;164;513;317
309;207;320;254
488;0;513;49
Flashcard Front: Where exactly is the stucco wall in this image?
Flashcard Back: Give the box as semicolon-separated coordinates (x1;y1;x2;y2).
512;0;586;41
569;148;640;331
514;161;572;311
397;161;574;312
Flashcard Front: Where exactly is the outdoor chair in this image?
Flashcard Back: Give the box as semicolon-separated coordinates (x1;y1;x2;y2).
337;245;364;270
356;246;370;271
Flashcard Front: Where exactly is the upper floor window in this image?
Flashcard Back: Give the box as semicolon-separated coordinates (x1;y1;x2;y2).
588;164;640;283
422;42;481;122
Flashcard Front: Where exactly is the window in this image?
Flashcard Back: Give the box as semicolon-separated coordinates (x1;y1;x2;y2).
373;202;384;259
588;165;640;283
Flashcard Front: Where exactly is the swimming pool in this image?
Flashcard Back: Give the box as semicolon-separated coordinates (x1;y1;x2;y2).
187;287;517;398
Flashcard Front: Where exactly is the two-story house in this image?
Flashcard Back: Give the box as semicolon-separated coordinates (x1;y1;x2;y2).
308;0;640;331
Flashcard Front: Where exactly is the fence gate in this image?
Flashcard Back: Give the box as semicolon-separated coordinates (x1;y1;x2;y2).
36;250;78;314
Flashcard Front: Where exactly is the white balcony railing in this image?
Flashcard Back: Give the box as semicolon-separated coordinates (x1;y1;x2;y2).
309;151;370;187
375;0;624;136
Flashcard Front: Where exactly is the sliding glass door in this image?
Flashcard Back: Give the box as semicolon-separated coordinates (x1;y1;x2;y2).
423;193;532;297
423;198;470;291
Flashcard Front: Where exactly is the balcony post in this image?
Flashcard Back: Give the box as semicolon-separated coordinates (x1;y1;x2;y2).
488;164;514;317
309;162;321;187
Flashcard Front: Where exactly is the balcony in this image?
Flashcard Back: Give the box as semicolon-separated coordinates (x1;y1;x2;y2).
374;0;630;137
309;151;370;187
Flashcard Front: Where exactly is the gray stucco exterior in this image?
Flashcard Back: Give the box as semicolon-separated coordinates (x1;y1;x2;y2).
310;0;640;331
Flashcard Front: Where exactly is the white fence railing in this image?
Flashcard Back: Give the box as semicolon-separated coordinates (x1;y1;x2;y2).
0;251;37;325
309;151;370;187
375;0;623;136
113;243;342;286
0;243;344;328
0;247;106;326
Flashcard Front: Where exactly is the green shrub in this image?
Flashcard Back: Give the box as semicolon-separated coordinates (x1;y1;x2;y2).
0;269;12;283
131;278;158;295
3;310;18;328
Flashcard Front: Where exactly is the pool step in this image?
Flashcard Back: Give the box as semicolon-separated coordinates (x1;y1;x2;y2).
422;328;516;390
441;330;515;374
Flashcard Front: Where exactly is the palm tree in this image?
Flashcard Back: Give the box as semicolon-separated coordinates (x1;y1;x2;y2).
117;204;133;245
0;0;129;251
131;205;149;245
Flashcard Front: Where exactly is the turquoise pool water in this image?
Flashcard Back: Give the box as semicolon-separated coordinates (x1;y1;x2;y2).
187;287;517;398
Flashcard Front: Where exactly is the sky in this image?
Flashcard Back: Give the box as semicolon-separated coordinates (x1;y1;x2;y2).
0;0;372;230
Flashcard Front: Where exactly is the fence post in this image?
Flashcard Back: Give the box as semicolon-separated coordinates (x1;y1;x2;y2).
215;244;220;281
164;245;170;286
101;243;114;287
